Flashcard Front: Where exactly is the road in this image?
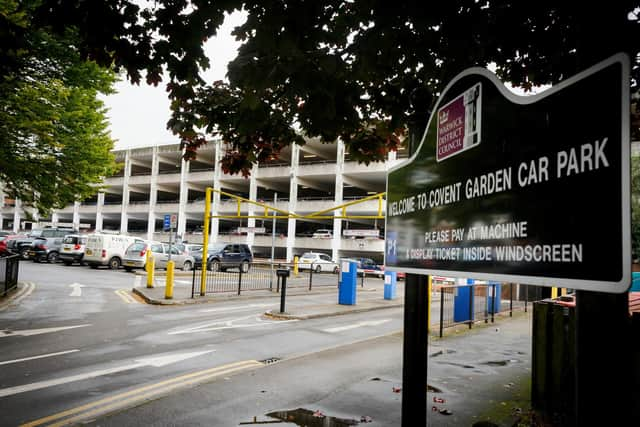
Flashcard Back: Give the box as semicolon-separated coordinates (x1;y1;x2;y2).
0;261;405;426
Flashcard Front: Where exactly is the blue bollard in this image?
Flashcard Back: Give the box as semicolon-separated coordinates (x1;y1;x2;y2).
384;271;397;300
339;260;357;305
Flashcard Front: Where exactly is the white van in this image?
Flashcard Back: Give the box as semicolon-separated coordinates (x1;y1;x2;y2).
84;233;143;269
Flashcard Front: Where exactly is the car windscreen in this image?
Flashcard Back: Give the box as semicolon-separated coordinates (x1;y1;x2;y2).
300;253;316;258
127;243;146;253
207;243;227;252
63;236;78;244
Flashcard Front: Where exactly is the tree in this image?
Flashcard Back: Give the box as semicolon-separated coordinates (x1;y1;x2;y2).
0;23;119;215
2;1;640;177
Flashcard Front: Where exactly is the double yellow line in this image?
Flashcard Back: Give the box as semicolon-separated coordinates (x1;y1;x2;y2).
115;289;138;304
21;360;264;427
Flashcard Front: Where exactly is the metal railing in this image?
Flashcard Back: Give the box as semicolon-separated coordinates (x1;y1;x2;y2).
437;283;524;337
191;261;341;297
0;254;20;296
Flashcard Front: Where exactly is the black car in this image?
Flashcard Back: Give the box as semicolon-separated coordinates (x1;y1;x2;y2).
192;243;253;272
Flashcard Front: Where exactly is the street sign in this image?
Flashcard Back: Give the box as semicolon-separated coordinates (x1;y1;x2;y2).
170;214;177;229
385;54;631;293
163;214;171;231
236;227;267;234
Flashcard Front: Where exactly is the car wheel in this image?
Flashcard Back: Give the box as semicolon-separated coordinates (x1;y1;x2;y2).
182;261;192;272
209;260;220;272
108;257;121;270
333;266;339;274
315;265;322;273
47;252;59;263
19;247;30;260
241;260;250;273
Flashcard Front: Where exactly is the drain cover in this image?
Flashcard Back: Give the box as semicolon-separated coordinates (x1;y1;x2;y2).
259;357;282;365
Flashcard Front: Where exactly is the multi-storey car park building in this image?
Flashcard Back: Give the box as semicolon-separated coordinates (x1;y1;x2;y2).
0;139;409;262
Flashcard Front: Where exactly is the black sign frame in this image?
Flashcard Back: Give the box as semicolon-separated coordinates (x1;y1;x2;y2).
385;54;631;293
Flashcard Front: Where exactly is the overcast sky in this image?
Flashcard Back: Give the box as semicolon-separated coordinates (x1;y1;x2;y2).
103;11;246;150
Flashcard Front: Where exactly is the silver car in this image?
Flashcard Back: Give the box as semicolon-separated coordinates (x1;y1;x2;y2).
123;242;195;272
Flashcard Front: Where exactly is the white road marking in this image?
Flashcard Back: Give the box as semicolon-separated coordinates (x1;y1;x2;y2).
0;349;79;366
0;349;215;398
168;314;298;335
0;324;91;338
69;283;85;297
322;319;392;333
199;303;273;313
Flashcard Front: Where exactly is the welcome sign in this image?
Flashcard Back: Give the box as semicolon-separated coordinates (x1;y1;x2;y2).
385;54;631;292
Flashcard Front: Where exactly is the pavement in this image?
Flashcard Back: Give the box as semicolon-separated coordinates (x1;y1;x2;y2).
3;276;534;426
131;274;534;426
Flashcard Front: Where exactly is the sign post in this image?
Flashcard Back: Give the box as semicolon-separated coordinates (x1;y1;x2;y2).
386;54;631;426
386;54;631;293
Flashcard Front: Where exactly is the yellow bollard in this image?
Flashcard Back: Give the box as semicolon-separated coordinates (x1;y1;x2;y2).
165;260;174;299
551;286;558;299
293;256;299;277
146;255;155;288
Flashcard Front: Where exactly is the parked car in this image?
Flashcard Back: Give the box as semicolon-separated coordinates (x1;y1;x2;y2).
84;233;143;269
312;229;333;238
123;242;195;271
342;257;385;278
0;234;27;256
59;234;88;265
6;228;75;259
173;243;203;257
28;236;64;263
192;243;253;272
298;252;339;273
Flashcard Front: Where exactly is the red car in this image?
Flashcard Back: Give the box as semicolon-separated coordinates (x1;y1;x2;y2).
0;234;27;256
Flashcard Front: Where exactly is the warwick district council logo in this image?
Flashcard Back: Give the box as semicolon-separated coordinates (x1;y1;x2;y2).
437;83;482;161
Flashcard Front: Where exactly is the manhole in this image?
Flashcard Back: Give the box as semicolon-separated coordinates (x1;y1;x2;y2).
259;357;282;365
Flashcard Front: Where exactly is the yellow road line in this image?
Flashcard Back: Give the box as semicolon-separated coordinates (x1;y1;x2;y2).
21;360;263;427
115;289;137;304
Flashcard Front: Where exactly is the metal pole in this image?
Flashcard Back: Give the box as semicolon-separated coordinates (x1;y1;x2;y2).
491;284;496;323
200;188;211;296
510;283;513;317
279;275;287;313
270;193;277;291
439;287;444;338
401;273;428;426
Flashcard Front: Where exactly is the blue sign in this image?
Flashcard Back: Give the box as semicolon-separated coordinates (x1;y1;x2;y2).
163;214;171;231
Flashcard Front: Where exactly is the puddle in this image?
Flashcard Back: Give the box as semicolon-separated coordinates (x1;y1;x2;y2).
261;408;359;426
482;359;519;366
438;361;475;369
430;349;456;358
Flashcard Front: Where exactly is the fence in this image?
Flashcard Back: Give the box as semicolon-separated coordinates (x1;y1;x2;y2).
191;261;341;297
0;255;20;296
437;283;521;337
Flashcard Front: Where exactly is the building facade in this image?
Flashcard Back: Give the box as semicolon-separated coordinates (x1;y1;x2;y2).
0;139;409;262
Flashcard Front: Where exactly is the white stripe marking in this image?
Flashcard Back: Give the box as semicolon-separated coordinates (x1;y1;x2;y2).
0;324;91;338
323;319;392;333
0;349;79;366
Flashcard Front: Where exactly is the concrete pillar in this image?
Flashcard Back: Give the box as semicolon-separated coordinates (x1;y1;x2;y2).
332;139;345;261
247;164;258;247
13;199;21;233
177;152;190;239
211;140;222;242
120;150;131;233
51;212;59;227
72;201;80;230
286;145;300;262
147;146;159;240
96;192;105;232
